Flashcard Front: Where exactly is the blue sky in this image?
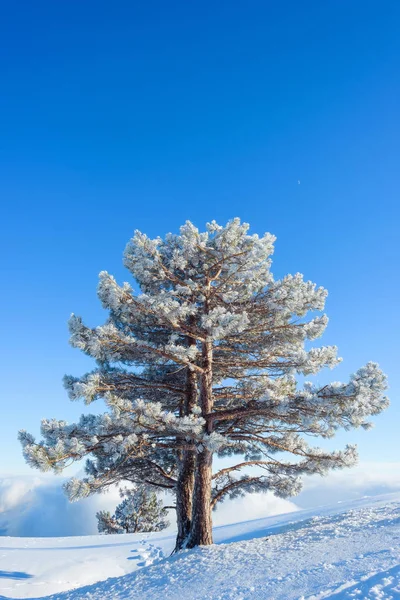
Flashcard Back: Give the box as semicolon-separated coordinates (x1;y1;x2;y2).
1;1;399;475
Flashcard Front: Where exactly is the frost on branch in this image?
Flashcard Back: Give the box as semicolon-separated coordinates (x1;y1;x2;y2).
18;396;206;499
65;478;92;501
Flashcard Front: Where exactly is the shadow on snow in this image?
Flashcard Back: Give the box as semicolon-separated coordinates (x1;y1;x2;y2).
0;570;33;580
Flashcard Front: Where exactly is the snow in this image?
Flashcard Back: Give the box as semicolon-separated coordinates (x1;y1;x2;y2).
2;493;400;599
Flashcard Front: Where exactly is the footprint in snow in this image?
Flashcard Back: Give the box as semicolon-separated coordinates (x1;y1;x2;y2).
128;543;164;567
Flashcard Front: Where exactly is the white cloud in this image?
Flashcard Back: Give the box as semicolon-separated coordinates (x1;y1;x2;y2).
0;476;121;537
213;492;298;526
296;461;400;508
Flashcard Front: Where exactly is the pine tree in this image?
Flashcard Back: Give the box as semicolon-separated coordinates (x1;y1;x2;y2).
96;510;122;534
96;486;169;534
19;219;389;549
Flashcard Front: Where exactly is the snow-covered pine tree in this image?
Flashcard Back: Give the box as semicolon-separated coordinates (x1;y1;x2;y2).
96;510;122;534
19;219;389;549
96;486;170;534
115;486;170;533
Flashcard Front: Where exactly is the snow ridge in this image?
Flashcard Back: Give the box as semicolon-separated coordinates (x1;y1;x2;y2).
2;493;400;600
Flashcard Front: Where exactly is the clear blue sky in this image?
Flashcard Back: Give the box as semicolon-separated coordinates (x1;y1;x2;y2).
1;1;399;474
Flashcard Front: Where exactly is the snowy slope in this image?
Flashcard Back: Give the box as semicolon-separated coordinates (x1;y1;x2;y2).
1;493;400;600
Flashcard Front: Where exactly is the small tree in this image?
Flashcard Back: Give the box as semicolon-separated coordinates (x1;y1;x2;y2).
116;487;170;533
96;510;121;534
20;219;388;549
96;486;169;534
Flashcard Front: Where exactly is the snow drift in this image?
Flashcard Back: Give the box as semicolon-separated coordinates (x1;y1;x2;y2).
1;492;400;599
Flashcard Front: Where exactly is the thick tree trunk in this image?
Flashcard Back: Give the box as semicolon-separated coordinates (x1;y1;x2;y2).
174;341;198;552
186;447;213;547
187;337;214;548
174;449;196;551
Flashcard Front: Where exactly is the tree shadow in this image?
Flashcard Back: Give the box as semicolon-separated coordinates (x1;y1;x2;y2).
0;571;33;580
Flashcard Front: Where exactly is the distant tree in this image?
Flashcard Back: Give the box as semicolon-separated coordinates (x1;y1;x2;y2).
96;486;169;534
115;486;170;533
96;510;121;534
20;219;389;550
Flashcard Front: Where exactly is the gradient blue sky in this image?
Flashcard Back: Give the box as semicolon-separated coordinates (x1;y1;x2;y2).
1;1;399;475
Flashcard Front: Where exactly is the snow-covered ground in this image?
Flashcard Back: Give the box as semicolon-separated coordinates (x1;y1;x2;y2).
1;492;400;600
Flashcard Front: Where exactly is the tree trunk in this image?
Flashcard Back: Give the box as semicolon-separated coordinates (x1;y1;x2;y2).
187;337;214;548
174;449;196;551
186;447;213;547
174;340;198;552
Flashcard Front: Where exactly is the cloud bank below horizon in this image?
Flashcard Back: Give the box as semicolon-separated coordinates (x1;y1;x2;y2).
1;462;399;537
